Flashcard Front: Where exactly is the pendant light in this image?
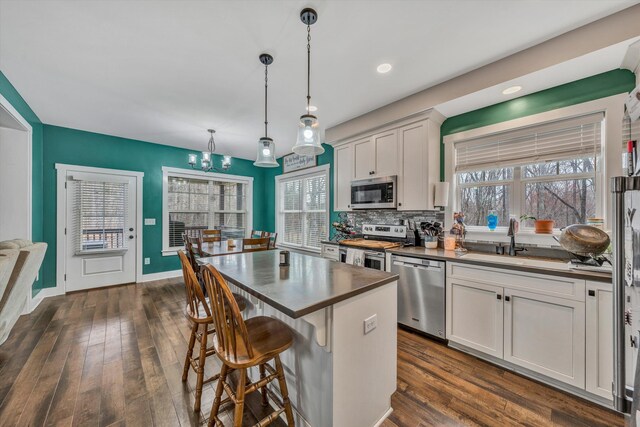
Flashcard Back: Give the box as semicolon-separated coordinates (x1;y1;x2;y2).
292;8;324;156
254;53;279;167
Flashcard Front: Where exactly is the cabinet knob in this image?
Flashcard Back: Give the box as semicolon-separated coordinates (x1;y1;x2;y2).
505;296;511;302
398;202;402;207
497;294;502;300
588;290;596;297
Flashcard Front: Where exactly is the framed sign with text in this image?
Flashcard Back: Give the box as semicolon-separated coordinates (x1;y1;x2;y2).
282;152;317;173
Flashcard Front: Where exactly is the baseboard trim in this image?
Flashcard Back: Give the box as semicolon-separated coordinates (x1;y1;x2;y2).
28;286;65;313
140;269;182;283
373;407;393;427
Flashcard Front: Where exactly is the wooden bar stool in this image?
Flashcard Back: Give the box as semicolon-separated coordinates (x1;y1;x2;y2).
178;251;248;412
261;231;278;249
201;264;295;427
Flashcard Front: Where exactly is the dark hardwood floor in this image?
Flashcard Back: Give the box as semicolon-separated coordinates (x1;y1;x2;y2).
0;277;624;426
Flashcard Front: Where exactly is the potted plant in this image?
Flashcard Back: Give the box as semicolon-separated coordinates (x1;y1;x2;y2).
520;215;555;234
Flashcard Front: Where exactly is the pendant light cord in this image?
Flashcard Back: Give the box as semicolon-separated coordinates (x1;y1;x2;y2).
264;62;268;137
306;24;311;113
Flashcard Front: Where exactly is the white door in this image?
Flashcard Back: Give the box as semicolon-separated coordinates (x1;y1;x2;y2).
446;278;504;358
586;281;613;400
64;170;137;291
503;289;585;388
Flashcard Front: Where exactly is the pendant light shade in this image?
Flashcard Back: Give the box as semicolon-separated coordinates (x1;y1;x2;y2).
294;114;322;155
254;137;278;167
254;53;279;167
292;8;324;156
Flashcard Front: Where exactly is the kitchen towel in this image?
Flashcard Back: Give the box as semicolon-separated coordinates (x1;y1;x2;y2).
345;248;365;267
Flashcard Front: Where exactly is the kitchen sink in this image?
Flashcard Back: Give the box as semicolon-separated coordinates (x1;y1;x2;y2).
459;252;569;270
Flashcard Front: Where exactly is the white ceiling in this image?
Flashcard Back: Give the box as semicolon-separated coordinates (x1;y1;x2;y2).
0;0;638;160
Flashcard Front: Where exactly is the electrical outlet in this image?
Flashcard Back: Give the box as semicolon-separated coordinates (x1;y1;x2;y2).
144;258;151;265
364;314;377;334
144;218;156;226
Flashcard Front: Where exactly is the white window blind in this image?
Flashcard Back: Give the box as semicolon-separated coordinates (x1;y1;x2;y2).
167;176;247;248
455;113;604;172
623;115;640;147
73;180;128;253
278;169;328;251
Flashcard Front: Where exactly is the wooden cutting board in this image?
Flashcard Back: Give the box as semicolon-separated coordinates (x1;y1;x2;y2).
339;239;402;249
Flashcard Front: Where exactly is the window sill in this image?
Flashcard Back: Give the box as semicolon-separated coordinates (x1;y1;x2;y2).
462;229;562;248
277;244;321;255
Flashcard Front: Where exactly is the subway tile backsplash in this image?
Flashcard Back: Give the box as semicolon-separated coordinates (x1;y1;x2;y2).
344;210;445;233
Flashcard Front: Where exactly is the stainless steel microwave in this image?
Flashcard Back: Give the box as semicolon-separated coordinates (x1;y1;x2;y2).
350;176;397;209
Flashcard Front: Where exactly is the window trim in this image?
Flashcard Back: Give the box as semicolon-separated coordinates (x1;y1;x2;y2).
443;93;626;244
161;167;253;256
275;164;330;253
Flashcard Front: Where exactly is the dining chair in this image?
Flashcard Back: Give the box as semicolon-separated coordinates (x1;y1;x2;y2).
178;251;248;413
242;237;270;252
201;264;295;427
202;229;222;243
262;231;278;249
250;230;264;239
185;235;204;271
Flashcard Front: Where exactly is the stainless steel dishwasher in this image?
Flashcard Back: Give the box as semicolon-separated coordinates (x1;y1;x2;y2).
390;254;445;339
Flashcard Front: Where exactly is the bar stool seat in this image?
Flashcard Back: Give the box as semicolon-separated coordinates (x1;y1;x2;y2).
213;316;293;368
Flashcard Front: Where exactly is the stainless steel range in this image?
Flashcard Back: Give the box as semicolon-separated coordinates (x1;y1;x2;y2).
338;224;408;271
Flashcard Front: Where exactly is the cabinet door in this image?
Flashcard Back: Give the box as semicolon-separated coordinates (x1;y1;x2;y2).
397;122;426;211
334;144;354;211
586;282;613;400
504;289;585;388
373;130;398;177
353;137;375;180
446;278;504;358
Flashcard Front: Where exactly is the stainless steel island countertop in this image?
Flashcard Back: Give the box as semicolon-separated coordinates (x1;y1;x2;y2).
199;250;398;318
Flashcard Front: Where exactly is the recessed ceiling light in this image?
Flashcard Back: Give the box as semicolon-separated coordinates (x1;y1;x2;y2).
377;63;392;74
308;105;318;112
502;85;522;95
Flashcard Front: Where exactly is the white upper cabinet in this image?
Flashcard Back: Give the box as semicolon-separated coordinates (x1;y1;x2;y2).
353;137;375;180
331;110;444;212
334;144;354;211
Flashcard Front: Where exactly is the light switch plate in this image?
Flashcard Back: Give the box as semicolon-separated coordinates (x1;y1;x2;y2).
364;314;377;334
144;218;156;226
144;258;151;265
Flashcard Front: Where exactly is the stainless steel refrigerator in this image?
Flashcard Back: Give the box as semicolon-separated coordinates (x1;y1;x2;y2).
612;176;640;422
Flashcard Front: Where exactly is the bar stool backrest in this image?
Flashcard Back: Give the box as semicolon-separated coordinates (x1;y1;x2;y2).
202;229;222;242
201;264;253;361
178;251;211;321
242;237;270;252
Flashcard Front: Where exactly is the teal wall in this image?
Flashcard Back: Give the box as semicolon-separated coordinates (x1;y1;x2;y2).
41;125;269;288
0;71;45;293
440;68;637;179
262;144;338;235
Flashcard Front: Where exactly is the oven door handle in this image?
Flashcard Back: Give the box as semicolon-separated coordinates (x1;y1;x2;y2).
363;251;385;258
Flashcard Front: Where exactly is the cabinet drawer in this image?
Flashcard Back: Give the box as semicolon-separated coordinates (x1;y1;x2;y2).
448;262;585;302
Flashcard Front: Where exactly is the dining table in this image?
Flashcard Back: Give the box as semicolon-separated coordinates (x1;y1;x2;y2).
199;239;245;256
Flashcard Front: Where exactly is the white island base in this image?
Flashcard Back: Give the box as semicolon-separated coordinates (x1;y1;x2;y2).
230;281;398;427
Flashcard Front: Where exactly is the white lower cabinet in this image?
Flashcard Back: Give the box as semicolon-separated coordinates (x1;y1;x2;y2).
503;289;585;388
585;281;613;400
447;278;503;358
447;262;610;403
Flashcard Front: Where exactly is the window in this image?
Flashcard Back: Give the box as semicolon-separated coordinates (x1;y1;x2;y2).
162;168;253;252
454;113;603;230
73;180;128;252
276;165;329;251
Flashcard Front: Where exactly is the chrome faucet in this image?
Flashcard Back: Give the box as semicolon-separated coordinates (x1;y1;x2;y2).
507;218;527;256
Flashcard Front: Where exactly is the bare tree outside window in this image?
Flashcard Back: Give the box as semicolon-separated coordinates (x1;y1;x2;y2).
458;168;512;227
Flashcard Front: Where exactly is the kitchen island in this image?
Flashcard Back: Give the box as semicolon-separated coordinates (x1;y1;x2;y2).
199;251;398;427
